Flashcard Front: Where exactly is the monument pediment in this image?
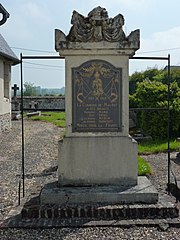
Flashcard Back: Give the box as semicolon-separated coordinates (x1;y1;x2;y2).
55;6;140;51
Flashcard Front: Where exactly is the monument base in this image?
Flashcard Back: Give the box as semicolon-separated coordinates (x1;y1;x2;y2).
58;135;138;187
40;176;158;205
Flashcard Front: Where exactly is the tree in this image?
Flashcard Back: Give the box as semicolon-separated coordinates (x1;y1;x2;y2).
129;67;161;94
23;82;37;96
154;68;180;86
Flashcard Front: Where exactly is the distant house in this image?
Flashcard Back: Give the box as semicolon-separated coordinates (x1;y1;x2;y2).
0;33;19;132
164;65;180;71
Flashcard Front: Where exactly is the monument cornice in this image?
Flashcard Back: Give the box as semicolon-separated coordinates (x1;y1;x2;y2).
58;48;137;57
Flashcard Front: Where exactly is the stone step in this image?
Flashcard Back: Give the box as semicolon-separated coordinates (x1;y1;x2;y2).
21;201;179;220
40;177;159;205
2;194;179;229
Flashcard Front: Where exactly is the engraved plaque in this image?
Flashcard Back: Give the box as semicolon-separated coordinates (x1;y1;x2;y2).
72;60;122;132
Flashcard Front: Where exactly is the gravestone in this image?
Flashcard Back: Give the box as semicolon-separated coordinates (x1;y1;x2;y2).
41;7;158;205
12;83;19;98
11;84;20;120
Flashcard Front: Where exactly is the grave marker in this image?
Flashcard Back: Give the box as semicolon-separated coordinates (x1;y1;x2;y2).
12;84;19;98
11;84;20;119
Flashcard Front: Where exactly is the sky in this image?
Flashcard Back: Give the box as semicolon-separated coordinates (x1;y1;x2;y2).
1;0;180;88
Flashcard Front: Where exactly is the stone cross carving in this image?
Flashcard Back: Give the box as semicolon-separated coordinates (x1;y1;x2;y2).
55;6;140;50
12;84;19;98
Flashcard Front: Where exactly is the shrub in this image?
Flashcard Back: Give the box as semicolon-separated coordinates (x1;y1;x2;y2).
130;80;180;139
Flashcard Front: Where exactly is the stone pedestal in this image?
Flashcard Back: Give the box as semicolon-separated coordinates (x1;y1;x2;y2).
58;136;137;187
57;49;138;189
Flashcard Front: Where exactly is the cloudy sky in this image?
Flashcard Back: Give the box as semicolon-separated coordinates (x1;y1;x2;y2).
1;0;180;88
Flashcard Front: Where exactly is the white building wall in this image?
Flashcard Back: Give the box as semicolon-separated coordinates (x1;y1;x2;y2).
0;58;3;114
0;57;11;132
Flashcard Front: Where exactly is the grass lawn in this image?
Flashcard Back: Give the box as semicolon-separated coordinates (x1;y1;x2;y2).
29;111;66;127
138;139;180;155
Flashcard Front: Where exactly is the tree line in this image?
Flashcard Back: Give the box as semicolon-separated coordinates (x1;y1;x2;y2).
23;82;65;96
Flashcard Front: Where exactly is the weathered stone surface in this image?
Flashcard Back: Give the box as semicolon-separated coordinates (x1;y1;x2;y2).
41;177;157;205
64;54;131;137
58;136;137;186
55;6;140;50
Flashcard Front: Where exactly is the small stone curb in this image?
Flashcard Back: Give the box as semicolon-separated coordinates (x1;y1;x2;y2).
1;217;180;229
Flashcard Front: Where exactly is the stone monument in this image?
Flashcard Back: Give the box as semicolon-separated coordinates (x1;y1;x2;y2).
41;7;158;205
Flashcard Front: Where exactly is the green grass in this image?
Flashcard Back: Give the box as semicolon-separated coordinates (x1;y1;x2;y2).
30;111;65;127
138;156;151;176
138;139;180;155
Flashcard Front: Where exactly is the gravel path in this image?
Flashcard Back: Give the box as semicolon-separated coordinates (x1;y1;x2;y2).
1;227;180;240
0;120;180;239
142;152;180;195
0;120;63;218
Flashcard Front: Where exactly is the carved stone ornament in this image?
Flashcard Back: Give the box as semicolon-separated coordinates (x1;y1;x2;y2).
55;6;140;50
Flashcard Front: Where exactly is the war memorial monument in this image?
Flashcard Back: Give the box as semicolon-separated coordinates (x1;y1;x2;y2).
41;6;158;205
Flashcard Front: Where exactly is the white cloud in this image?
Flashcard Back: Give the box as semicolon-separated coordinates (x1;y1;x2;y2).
139;26;180;64
141;26;180;51
130;26;180;73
